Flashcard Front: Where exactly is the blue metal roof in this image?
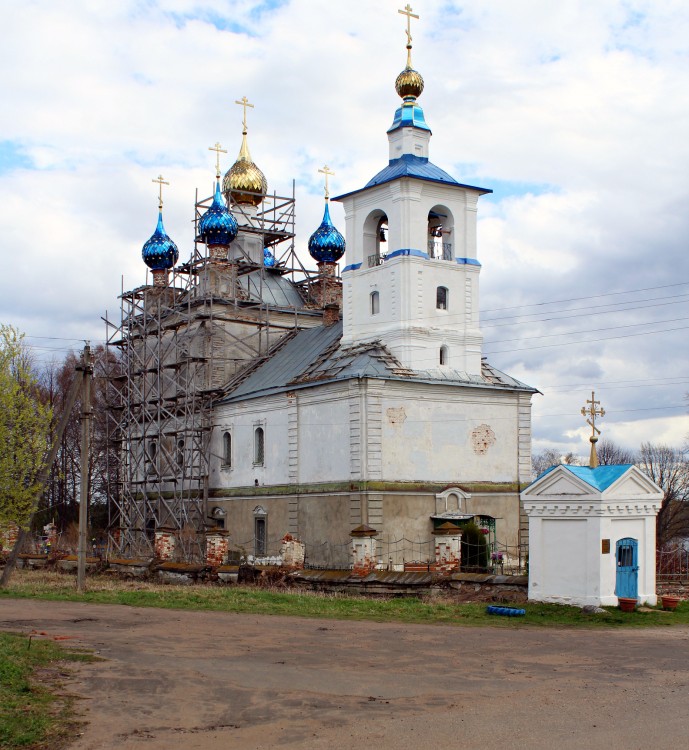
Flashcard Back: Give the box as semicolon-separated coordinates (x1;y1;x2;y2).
535;463;634;491
332;155;492;200
387;103;431;133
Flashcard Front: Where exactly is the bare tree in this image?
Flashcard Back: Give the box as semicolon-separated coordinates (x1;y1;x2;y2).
596;439;636;466
532;449;580;477
637;442;689;547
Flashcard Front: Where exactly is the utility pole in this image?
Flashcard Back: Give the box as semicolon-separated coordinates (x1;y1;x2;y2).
77;343;93;593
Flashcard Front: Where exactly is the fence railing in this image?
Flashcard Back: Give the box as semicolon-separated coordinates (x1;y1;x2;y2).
657;547;689;580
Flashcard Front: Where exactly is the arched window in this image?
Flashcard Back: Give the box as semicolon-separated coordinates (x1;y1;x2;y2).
254;426;265;465
370;290;380;315
439;346;448;366
253;506;267;557
177;439;185;468
223;431;232;467
437;286;448;310
147;440;157;474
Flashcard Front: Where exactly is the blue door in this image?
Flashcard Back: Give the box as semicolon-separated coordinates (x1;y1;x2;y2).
616;538;639;600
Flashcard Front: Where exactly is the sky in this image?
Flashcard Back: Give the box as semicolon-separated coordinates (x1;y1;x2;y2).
1;0;687;457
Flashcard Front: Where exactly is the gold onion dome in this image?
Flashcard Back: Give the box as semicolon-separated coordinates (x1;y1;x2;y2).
395;63;424;100
222;130;267;207
395;43;424;101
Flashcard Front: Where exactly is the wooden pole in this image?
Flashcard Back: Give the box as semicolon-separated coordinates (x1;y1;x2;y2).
77;344;93;593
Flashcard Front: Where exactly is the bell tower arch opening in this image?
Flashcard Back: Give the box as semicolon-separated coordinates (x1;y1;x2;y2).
363;209;388;268
427;205;454;260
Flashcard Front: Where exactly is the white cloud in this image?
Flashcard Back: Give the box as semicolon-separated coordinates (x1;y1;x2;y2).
0;0;687;450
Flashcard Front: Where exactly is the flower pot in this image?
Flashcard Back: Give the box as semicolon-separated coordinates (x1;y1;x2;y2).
661;595;681;611
618;597;637;613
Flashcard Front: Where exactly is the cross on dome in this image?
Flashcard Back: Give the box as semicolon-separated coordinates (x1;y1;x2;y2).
318;165;335;200
235;96;254;134
398;4;419;48
152;174;169;210
208;142;227;179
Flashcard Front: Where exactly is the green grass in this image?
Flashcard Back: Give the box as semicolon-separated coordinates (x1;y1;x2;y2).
1;570;688;629
0;632;92;750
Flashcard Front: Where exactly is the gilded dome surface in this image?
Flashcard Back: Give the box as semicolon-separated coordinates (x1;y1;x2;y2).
395;66;424;100
222;132;267;207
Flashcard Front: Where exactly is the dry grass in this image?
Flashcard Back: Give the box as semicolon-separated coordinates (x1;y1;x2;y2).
2;569;688;628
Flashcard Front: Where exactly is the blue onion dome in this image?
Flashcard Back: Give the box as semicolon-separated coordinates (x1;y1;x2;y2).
263;247;276;267
308;201;346;263
142;211;179;270
199;181;238;246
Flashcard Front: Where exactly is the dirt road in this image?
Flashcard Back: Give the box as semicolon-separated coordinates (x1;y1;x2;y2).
2;599;688;749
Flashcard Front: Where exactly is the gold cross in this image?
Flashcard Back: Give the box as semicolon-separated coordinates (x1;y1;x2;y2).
152;174;169;210
318;165;335;199
398;4;419;46
208;141;227;179
235;96;254;133
581;390;605;468
581;390;605;436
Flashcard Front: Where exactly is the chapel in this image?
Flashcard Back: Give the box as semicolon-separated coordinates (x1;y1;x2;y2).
106;8;537;567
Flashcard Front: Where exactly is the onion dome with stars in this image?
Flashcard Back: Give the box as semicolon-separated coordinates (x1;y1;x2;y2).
199;180;238;246
308;165;346;264
223;96;268;207
142;175;179;271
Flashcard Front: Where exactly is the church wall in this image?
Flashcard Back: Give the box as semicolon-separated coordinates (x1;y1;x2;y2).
217;496;291;558
295;387;351;483
212;394;290;488
377;381;524;484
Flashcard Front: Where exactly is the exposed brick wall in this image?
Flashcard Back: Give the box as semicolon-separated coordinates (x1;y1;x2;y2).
281;535;305;568
206;532;229;567
154;529;177;560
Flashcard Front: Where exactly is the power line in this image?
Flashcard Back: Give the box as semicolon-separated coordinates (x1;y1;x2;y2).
481;281;689;314
485;324;688;354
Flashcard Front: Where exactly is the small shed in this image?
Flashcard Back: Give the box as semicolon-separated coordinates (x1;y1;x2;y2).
521;464;663;606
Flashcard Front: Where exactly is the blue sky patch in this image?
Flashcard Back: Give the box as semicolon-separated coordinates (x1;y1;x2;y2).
0;141;33;174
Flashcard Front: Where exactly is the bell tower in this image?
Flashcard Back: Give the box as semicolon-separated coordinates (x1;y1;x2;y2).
333;5;491;376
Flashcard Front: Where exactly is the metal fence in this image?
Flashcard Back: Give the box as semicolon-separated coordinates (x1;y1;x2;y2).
657;547;689;580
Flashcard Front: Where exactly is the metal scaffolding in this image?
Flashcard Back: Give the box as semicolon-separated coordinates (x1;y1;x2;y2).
104;183;327;557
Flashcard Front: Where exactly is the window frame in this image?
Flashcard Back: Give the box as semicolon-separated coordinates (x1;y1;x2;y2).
370;290;380;315
222;430;232;468
254;425;265;466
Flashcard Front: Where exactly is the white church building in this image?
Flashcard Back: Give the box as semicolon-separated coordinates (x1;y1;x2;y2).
108;12;537;567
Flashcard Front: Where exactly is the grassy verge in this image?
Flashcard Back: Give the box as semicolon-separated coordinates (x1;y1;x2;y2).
2;570;688;628
0;632;92;750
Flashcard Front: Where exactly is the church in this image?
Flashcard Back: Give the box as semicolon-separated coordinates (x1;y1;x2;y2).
106;8;537;568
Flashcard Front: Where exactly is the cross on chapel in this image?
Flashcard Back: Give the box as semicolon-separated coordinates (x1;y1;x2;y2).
581;391;605;468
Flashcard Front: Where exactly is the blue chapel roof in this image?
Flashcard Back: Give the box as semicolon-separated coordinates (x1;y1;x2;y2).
536;463;634;492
